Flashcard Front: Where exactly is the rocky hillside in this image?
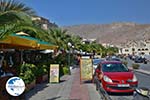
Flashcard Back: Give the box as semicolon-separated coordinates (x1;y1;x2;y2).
62;22;150;45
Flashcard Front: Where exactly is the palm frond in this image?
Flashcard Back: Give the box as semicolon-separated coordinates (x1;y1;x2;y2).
0;11;32;25
0;0;36;16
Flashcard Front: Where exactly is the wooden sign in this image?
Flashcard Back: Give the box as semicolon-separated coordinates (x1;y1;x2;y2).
80;58;93;82
50;64;59;83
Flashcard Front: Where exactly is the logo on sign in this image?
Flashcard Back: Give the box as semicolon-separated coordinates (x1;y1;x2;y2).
6;77;25;96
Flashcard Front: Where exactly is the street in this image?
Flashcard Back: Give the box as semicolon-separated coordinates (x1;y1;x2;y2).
135;72;150;89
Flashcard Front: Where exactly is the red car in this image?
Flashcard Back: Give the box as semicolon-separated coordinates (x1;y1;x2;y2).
95;61;138;93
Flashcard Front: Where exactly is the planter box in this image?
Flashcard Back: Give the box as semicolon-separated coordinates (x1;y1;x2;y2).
36;74;48;84
0;76;11;100
42;74;48;82
26;80;36;91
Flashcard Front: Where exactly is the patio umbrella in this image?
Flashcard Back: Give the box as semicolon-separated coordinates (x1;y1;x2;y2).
0;33;38;49
37;41;58;50
0;33;58;50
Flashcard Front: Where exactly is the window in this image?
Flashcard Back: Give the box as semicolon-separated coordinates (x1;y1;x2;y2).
125;49;129;52
138;49;141;51
142;48;145;51
141;52;145;55
132;48;135;51
145;48;148;51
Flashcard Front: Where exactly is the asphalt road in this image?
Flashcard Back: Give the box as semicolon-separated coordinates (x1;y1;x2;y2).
135;72;150;89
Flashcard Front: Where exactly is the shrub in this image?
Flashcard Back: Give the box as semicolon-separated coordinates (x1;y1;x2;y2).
63;66;69;75
35;64;48;77
19;63;36;84
132;63;140;69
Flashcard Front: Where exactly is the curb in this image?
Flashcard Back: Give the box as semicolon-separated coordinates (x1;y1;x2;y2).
129;67;150;76
134;69;150;76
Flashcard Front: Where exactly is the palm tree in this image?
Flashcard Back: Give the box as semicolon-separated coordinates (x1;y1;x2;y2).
0;0;36;15
0;0;38;39
69;35;82;50
0;0;36;26
106;47;119;56
46;28;69;49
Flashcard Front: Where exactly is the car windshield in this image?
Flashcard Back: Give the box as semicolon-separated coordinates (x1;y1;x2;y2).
102;63;129;72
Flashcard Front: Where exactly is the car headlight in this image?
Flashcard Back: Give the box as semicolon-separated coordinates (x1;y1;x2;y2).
103;75;112;83
132;75;137;82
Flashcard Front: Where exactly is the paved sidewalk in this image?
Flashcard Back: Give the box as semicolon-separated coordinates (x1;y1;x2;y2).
25;68;101;100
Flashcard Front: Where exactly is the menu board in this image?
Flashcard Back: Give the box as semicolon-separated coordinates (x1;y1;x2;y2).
50;64;59;83
80;58;93;81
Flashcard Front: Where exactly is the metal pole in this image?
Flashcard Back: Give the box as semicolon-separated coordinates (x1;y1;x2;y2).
68;48;71;75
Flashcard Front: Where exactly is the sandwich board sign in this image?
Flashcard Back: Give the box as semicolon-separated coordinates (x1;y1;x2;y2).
80;58;93;83
50;64;59;83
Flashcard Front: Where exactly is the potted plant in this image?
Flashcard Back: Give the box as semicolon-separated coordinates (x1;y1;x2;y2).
19;63;36;91
35;64;48;84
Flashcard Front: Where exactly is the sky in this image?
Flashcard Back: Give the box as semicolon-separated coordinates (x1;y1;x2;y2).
21;0;150;26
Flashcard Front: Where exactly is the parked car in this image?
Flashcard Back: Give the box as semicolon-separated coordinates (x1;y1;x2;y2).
95;61;138;93
134;56;147;64
106;56;121;61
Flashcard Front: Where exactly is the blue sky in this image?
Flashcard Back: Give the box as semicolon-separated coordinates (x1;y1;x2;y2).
21;0;150;26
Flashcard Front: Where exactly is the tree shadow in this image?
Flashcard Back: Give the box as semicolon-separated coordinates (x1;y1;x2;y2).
46;96;61;100
25;82;49;99
82;80;92;84
59;80;66;83
25;79;67;100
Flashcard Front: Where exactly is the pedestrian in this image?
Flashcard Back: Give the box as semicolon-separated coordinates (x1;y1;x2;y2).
95;65;103;81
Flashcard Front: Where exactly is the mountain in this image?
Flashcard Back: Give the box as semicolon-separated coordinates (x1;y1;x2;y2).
62;22;150;45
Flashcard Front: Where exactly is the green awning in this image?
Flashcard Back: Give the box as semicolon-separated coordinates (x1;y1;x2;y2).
0;33;58;50
37;40;58;50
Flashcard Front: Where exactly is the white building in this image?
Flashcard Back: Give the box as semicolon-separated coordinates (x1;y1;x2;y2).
119;40;150;55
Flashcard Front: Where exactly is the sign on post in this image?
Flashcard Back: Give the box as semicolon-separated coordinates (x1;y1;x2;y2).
50;64;59;83
80;58;93;83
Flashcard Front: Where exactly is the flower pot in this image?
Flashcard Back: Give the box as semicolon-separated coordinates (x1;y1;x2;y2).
26;80;36;91
36;74;48;84
36;76;43;84
42;74;48;82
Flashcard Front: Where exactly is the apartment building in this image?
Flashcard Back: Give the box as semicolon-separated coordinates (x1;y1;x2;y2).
119;40;150;55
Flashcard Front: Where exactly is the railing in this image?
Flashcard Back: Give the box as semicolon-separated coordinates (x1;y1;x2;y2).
94;76;112;100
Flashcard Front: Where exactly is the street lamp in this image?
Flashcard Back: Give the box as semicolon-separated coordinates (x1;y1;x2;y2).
68;42;72;75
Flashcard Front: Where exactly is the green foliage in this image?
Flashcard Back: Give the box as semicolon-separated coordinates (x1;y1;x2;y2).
35;64;48;77
0;0;36;16
19;63;36;84
47;28;68;49
58;64;69;77
63;66;69;75
132;63;140;69
0;0;48;40
53;53;68;66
